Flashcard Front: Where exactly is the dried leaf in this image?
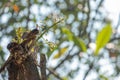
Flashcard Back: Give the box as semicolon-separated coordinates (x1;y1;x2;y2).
13;4;19;12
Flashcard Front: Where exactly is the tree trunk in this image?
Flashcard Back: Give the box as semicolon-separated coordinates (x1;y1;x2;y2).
0;28;42;80
7;55;41;80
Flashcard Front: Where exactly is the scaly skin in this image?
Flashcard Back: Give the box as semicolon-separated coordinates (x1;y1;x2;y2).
0;28;41;80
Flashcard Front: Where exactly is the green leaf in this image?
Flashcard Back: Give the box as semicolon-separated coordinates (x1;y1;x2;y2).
73;36;87;52
62;28;87;52
62;28;73;41
95;23;112;55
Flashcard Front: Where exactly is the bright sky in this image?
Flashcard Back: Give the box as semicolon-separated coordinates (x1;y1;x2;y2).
104;0;120;13
104;0;120;25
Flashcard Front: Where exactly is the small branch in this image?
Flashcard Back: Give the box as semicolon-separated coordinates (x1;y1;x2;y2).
109;37;120;42
47;68;63;80
88;0;104;42
83;61;94;80
26;0;31;29
40;54;47;80
37;18;64;41
47;47;79;77
83;65;93;80
80;0;91;37
79;0;87;36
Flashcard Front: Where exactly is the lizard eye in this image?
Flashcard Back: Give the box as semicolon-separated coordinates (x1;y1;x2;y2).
7;42;18;50
31;29;39;35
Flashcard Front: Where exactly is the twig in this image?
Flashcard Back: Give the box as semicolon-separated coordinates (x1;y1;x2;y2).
47;68;63;80
109;37;120;42
83;63;93;80
79;0;87;36
26;0;31;29
40;54;47;80
47;47;79;77
80;0;91;37
37;18;64;41
88;0;104;42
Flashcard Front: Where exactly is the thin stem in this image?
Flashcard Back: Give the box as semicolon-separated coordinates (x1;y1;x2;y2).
37;18;64;41
47;68;63;80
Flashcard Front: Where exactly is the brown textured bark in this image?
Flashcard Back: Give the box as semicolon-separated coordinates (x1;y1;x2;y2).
7;55;41;80
0;28;41;80
40;54;47;80
22;56;41;80
7;62;19;80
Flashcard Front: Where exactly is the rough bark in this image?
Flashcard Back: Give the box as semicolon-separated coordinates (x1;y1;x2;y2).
40;54;47;80
0;28;41;80
7;55;41;80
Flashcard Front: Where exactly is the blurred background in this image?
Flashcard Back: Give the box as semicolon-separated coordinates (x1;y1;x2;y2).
0;0;120;80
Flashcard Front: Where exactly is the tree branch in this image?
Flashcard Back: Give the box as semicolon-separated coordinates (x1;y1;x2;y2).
47;46;79;77
40;54;47;80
